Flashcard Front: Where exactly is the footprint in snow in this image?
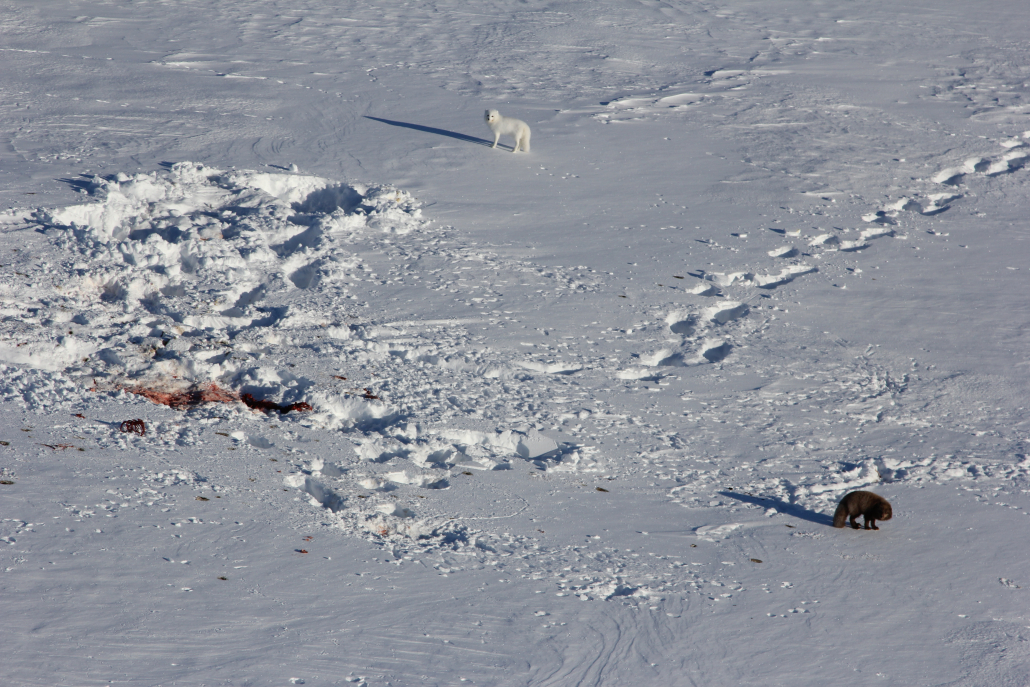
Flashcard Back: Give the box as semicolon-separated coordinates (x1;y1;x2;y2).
883;194;959;217
633;339;730;368
638;348;682;367
619;297;749;377
699;339;732;363
807;234;839;248
287;261;324;290
705;301;749;325
985;149;1028;176
859;210;898;225
932;143;1028;184
753;265;817;289
931;157;988;184
615;368;664;381
516;360;582;375
688;281;718;296
767;246;799;258
665;312;697;336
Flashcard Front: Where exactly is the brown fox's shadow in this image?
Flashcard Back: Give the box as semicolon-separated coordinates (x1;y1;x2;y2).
718;491;834;527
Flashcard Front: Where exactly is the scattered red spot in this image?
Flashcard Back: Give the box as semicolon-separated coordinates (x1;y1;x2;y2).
362;388;380;400
117;382;312;414
296;549;309;554
122;382;237;410
119;419;146;436
302;536;314;542
72;413;86;419
41;443;75;450
332;375;347;380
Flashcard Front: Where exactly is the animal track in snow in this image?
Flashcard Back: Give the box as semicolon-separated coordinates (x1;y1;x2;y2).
706;301;749;325
620;296;753;374
702;271;752;287
615;367;664;381
859;227;895;240
882;193;961;217
807;234;839;248
699;339;732;363
931;136;1029;184
859;210;897;225
665;312;697;336
516;361;583;375
753;265;817;289
931;157;988;184
286;475;346;512
632;338;732;369
656;92;703;107
768;246;798;258
985;149;1028;176
695;265;817;290
688;281;718;296
638;348;680;367
593;68;787;123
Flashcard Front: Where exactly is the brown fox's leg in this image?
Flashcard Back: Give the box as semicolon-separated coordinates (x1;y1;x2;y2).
850;515;860;529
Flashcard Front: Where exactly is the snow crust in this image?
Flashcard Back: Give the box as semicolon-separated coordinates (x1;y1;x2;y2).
2;0;1030;685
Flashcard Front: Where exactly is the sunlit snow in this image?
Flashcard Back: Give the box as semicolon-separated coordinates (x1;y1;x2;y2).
2;1;1029;685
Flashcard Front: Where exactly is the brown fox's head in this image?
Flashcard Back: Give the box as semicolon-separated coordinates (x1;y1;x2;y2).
879;502;893;521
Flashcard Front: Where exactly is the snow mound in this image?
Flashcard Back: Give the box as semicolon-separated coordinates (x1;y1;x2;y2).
8;163;425;418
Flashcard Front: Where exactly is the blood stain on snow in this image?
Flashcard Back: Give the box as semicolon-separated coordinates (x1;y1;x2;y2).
115;382;312;414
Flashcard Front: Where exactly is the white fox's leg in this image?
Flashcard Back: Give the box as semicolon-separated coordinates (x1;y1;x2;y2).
512;137;521;153
492;133;500;149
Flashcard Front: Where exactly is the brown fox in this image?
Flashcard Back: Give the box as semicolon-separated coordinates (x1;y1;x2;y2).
833;491;892;530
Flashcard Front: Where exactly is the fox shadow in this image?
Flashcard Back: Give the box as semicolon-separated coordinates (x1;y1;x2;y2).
718;491;834;527
364;116;494;148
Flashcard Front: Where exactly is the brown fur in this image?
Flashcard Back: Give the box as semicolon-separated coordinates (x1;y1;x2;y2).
832;491;892;530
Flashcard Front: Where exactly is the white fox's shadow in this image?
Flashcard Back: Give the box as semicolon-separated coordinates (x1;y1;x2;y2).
365;116;496;148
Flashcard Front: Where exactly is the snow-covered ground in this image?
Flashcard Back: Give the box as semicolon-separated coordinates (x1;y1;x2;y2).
2;1;1029;684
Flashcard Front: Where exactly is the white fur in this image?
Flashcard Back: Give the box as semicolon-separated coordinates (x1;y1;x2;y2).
485;109;531;153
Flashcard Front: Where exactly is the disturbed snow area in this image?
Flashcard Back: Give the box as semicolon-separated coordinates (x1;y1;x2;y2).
11;150;1026;569
2;0;1030;685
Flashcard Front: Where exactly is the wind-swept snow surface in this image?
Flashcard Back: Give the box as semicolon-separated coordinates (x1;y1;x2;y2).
2;1;1030;685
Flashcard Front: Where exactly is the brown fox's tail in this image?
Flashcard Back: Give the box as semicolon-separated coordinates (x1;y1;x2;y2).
832;503;848;528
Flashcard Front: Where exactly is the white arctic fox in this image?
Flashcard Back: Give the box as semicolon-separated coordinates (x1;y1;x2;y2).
485;109;531;153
